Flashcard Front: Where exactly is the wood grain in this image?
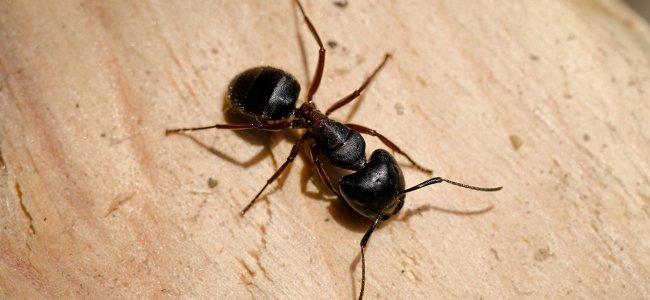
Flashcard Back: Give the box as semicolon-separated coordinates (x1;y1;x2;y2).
1;0;649;298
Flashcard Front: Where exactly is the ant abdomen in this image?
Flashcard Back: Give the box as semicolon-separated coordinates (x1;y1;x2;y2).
314;121;367;170
228;66;300;120
339;149;406;219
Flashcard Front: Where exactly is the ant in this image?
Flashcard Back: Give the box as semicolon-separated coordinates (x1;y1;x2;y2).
165;1;502;299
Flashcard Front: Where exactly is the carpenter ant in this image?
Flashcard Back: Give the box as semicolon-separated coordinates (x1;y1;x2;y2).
165;1;502;299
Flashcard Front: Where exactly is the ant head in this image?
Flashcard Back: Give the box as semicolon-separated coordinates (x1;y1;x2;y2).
339;149;405;219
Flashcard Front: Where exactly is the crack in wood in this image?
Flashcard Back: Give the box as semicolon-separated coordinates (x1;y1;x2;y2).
242;208;274;283
188;198;208;223
0;144;5;169
105;192;136;217
15;182;35;235
237;258;255;286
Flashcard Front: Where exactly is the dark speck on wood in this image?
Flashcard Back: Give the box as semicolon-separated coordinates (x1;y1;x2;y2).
333;0;348;8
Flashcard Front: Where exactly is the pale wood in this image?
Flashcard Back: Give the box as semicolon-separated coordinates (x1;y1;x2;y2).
1;0;649;299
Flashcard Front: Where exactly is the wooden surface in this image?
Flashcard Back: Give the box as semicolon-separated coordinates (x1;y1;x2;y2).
1;0;649;299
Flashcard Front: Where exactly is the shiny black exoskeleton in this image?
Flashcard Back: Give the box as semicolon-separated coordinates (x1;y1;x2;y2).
310;115;366;170
228;67;300;120
165;1;501;299
340;149;405;219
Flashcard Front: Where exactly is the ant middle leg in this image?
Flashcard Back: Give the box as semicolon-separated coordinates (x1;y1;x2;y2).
165;120;300;135
240;133;311;215
309;143;342;198
325;53;391;116
345;123;433;174
295;0;325;102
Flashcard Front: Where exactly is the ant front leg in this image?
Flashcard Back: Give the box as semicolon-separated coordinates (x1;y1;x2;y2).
165;120;299;135
240;133;311;215
345;123;433;174
325;53;391;116
358;212;385;300
295;0;325;101
309;143;342;198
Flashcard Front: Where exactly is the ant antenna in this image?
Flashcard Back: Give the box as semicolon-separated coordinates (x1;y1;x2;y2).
400;177;502;194
358;210;385;300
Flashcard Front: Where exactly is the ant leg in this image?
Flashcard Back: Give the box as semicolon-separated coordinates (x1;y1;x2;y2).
240;134;311;215
345;123;433;174
165;120;299;135
326;53;392;116
295;0;325;101
358;212;385;300
309;143;342;198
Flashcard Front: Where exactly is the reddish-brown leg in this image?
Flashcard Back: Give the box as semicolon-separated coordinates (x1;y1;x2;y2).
295;0;325;102
346;123;433;174
240;134;311;215
325;54;391;116
165;120;299;135
309;143;341;198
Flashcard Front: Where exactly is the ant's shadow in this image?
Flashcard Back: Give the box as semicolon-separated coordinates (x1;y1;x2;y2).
172;96;279;170
297;149;374;232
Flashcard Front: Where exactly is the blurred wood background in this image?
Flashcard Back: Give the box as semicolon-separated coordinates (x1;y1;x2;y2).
1;0;649;298
625;0;650;20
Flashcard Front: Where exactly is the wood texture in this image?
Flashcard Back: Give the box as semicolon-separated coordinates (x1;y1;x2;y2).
1;0;649;298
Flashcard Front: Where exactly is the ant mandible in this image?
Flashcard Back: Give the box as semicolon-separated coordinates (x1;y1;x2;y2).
165;1;502;299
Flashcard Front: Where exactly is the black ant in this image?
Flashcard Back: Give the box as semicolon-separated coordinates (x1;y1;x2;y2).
165;1;502;299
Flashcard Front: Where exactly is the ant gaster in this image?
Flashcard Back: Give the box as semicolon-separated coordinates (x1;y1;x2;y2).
165;1;502;299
